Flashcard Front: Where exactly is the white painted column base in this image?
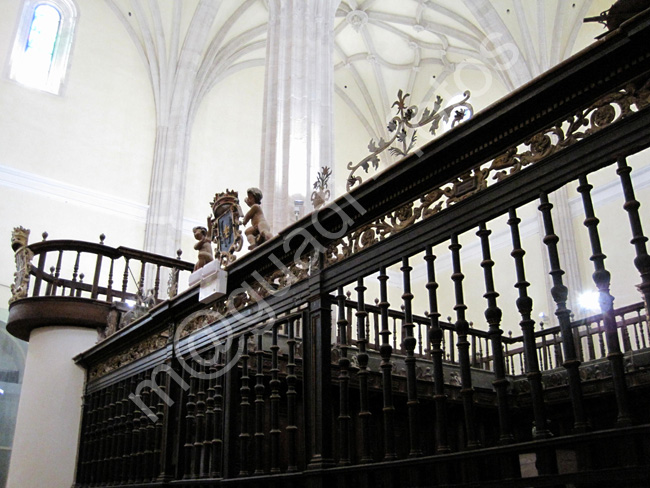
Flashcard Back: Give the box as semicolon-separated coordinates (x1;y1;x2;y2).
6;326;97;488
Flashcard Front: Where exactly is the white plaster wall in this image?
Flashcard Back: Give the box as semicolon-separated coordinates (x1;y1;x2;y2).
0;0;155;305
182;65;266;259
6;326;97;488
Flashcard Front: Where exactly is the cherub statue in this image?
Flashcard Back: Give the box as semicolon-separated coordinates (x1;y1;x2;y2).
193;226;214;271
243;187;273;250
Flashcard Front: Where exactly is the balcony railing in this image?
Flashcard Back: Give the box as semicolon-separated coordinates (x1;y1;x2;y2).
8;9;650;488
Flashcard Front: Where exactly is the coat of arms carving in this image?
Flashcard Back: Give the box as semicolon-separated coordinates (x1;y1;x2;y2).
209;190;243;266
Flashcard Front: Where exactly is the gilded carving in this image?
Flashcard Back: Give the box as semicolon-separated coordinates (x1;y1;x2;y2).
89;331;169;380
9;227;33;304
326;80;650;268
347;89;473;190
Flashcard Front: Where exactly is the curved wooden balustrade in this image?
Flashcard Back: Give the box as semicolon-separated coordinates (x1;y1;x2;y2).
7;234;194;340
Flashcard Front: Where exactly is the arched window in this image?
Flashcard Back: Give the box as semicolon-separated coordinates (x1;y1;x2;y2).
7;0;78;94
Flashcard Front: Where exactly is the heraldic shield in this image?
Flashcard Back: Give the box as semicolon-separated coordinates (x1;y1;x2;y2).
209;190;243;266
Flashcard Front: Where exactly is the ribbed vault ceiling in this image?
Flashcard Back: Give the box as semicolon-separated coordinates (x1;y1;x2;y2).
107;0;615;167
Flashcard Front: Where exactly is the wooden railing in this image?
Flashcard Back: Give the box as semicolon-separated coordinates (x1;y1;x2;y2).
9;233;194;333
27;237;193;302
337;299;649;376
64;10;650;487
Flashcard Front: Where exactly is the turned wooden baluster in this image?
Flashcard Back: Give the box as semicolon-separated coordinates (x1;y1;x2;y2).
401;256;423;456
450;234;480;448
112;380;126;484
634;309;647;348
617;157;650;316
585;319;596;360
137;378;151;483
106;258;115;301
203;363;215;478
578;174;632;426
83;392;99;485
194;367;207;478
377;267;397;461
69;251;81;296
98;386;112;484
373;304;380;350
153;264;161;300
75;393;88;484
52;250;63;295
424;246;451;453
253;333;266;475
286;317;299;472
109;382;123;484
597;319;607;357
211;358;225;478
88;235;103;299
121;258;130;301
183;368;197;479
477;222;513;443
75;273;84;297
121;377;135;483
132;373;147;484
138;261;146;299
539;192;587;432
269;323;281;474
336;286;352;466
32;232;48;296
356;277;373;463
238;334;252;476
153;378;165;481
508;208;550;438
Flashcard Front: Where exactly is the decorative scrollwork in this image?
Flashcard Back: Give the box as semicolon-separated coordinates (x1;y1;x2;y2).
9;226;33;304
347;89;473;191
311;166;332;210
328;79;650;268
489;80;650;182
89;330;169;380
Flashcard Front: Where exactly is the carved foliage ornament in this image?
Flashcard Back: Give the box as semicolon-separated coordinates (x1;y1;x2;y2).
347;89;473;191
10;226;33;304
328;79;650;267
89;330;169;380
311;166;332;210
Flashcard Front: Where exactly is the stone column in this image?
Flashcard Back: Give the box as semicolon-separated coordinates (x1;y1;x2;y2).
260;0;340;233
6;325;97;488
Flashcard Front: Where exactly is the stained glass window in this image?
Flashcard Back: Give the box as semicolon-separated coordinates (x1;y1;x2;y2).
8;0;77;94
15;5;62;89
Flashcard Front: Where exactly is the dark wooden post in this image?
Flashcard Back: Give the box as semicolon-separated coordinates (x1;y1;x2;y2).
424;246;450;453
269;323;281;474
304;286;335;469
539;192;587;433
578;174;632;426
477;222;513;444
253;333;266;475
355;277;374;463
336;286;352;465
617;157;650;319
508;208;550;439
286;315;300;472
222;336;241;479
210;360;225;479
378;267;397;460
237;334;251;477
450;234;480;449
203;363;215;478
401;256;423;457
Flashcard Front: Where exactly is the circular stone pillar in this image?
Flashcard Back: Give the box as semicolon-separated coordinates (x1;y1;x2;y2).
6;298;110;488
